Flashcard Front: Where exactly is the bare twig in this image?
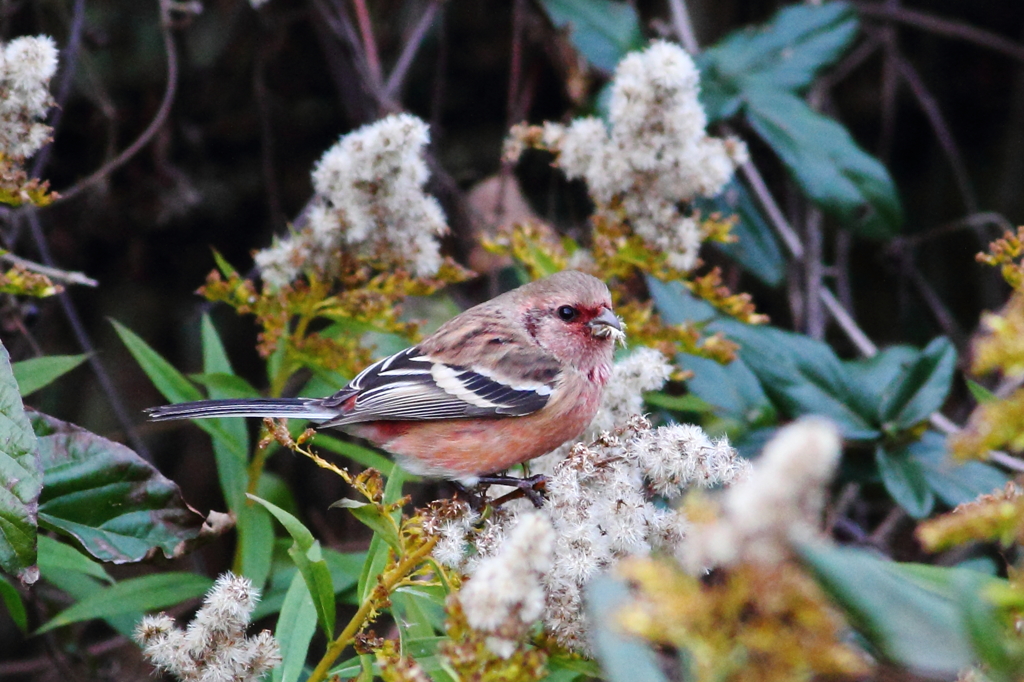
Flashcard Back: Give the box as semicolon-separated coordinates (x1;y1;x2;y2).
23;211;151;460
350;0;384;89
805;207;826;339
855;2;1024;63
0;252;97;287
383;0;441;100
667;0;699;53
48;0;180;203
905;262;966;346
891;50;978;213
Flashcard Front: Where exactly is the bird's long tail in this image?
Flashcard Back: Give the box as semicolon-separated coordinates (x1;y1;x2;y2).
146;398;339;422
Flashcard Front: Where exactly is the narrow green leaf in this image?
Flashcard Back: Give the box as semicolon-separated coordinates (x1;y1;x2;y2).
37;572;213;634
358;464;408;604
643;391;715;414
190;372;262;399
113;319;248;462
966;379;998;404
237;504;274;591
41;567;137;636
37;534;113;584
0;340;41;582
32;410;206;563
875;445;934;518
330;499;401;552
12;354;88;396
0;572;27;631
586;574;668;682
800;543;976;675
315;434;395;473
272;571;318;682
248;494;336;638
745;87;902;239
538;0;644;73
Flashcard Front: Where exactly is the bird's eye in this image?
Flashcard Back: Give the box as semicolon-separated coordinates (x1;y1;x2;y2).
557;305;579;322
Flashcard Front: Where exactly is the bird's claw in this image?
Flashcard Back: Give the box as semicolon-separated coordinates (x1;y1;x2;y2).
452;474;548;510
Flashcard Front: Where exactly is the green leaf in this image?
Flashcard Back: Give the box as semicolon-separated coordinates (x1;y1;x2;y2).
800;543;976;675
722;321;880;439
538;0;644;73
330;499;401;552
189;372;262;400
248;494;335;638
586;574;668;682
112;319;248;463
32;410;206;563
37;572;213;634
875;445;934;518
745;87;902;239
643;391;715;414
701;180;785;287
908;431;1009;508
41;567;137;636
880;337;956;429
12;354;88;396
272;571;318;682
358;463;408;604
843;345;920;424
315;434;394;473
966;379;998;404
0;572;26;631
0;340;41;583
646;278;772;422
37;534;113;584
698;2;858;115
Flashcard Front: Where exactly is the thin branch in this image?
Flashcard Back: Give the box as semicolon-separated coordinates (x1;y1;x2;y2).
667;0;699;53
855;2;1024;63
891;49;978;213
805;207;826;339
23;211;151;460
383;0;441;100
930;412;1024;473
0;252;97;287
48;0;180;203
350;0;383;89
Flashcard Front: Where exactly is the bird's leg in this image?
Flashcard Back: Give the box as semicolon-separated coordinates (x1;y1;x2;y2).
474;474;547;508
450;481;488;512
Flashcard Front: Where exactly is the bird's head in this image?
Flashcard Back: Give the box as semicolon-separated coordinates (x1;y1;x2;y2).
517;271;624;377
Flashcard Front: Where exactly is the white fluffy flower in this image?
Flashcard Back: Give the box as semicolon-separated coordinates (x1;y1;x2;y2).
681;417;841;570
255;113;449;287
0;35;58;160
533;40;745;271
134;573;281;682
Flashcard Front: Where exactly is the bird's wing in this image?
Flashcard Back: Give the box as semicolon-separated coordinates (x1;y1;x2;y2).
315;346;558;428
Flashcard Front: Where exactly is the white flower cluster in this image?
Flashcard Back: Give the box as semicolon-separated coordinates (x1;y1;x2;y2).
459;512;554;657
134;573;281;682
681;417;841;570
0;36;58;160
255;114;448;287
530;41;746;271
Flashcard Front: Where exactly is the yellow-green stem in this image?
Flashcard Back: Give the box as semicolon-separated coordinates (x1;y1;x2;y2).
306;536;439;682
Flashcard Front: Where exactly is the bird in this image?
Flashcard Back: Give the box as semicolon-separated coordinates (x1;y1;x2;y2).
147;270;624;487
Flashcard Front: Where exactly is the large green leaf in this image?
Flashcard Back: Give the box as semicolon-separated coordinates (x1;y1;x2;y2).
586;574;668;682
538;0;644;73
31;410;206;563
248;494;335;638
698;1;858;120
879;337;957;430
842;345;921;425
800;543;977;675
272;571;318;682
37;571;213;634
908;431;1009;508
12;354;88;396
701;180;785;287
745;87;901;239
875;445;934;519
0;340;41;583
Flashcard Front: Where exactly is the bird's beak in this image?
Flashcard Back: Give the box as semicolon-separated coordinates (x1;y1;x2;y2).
588;307;625;343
